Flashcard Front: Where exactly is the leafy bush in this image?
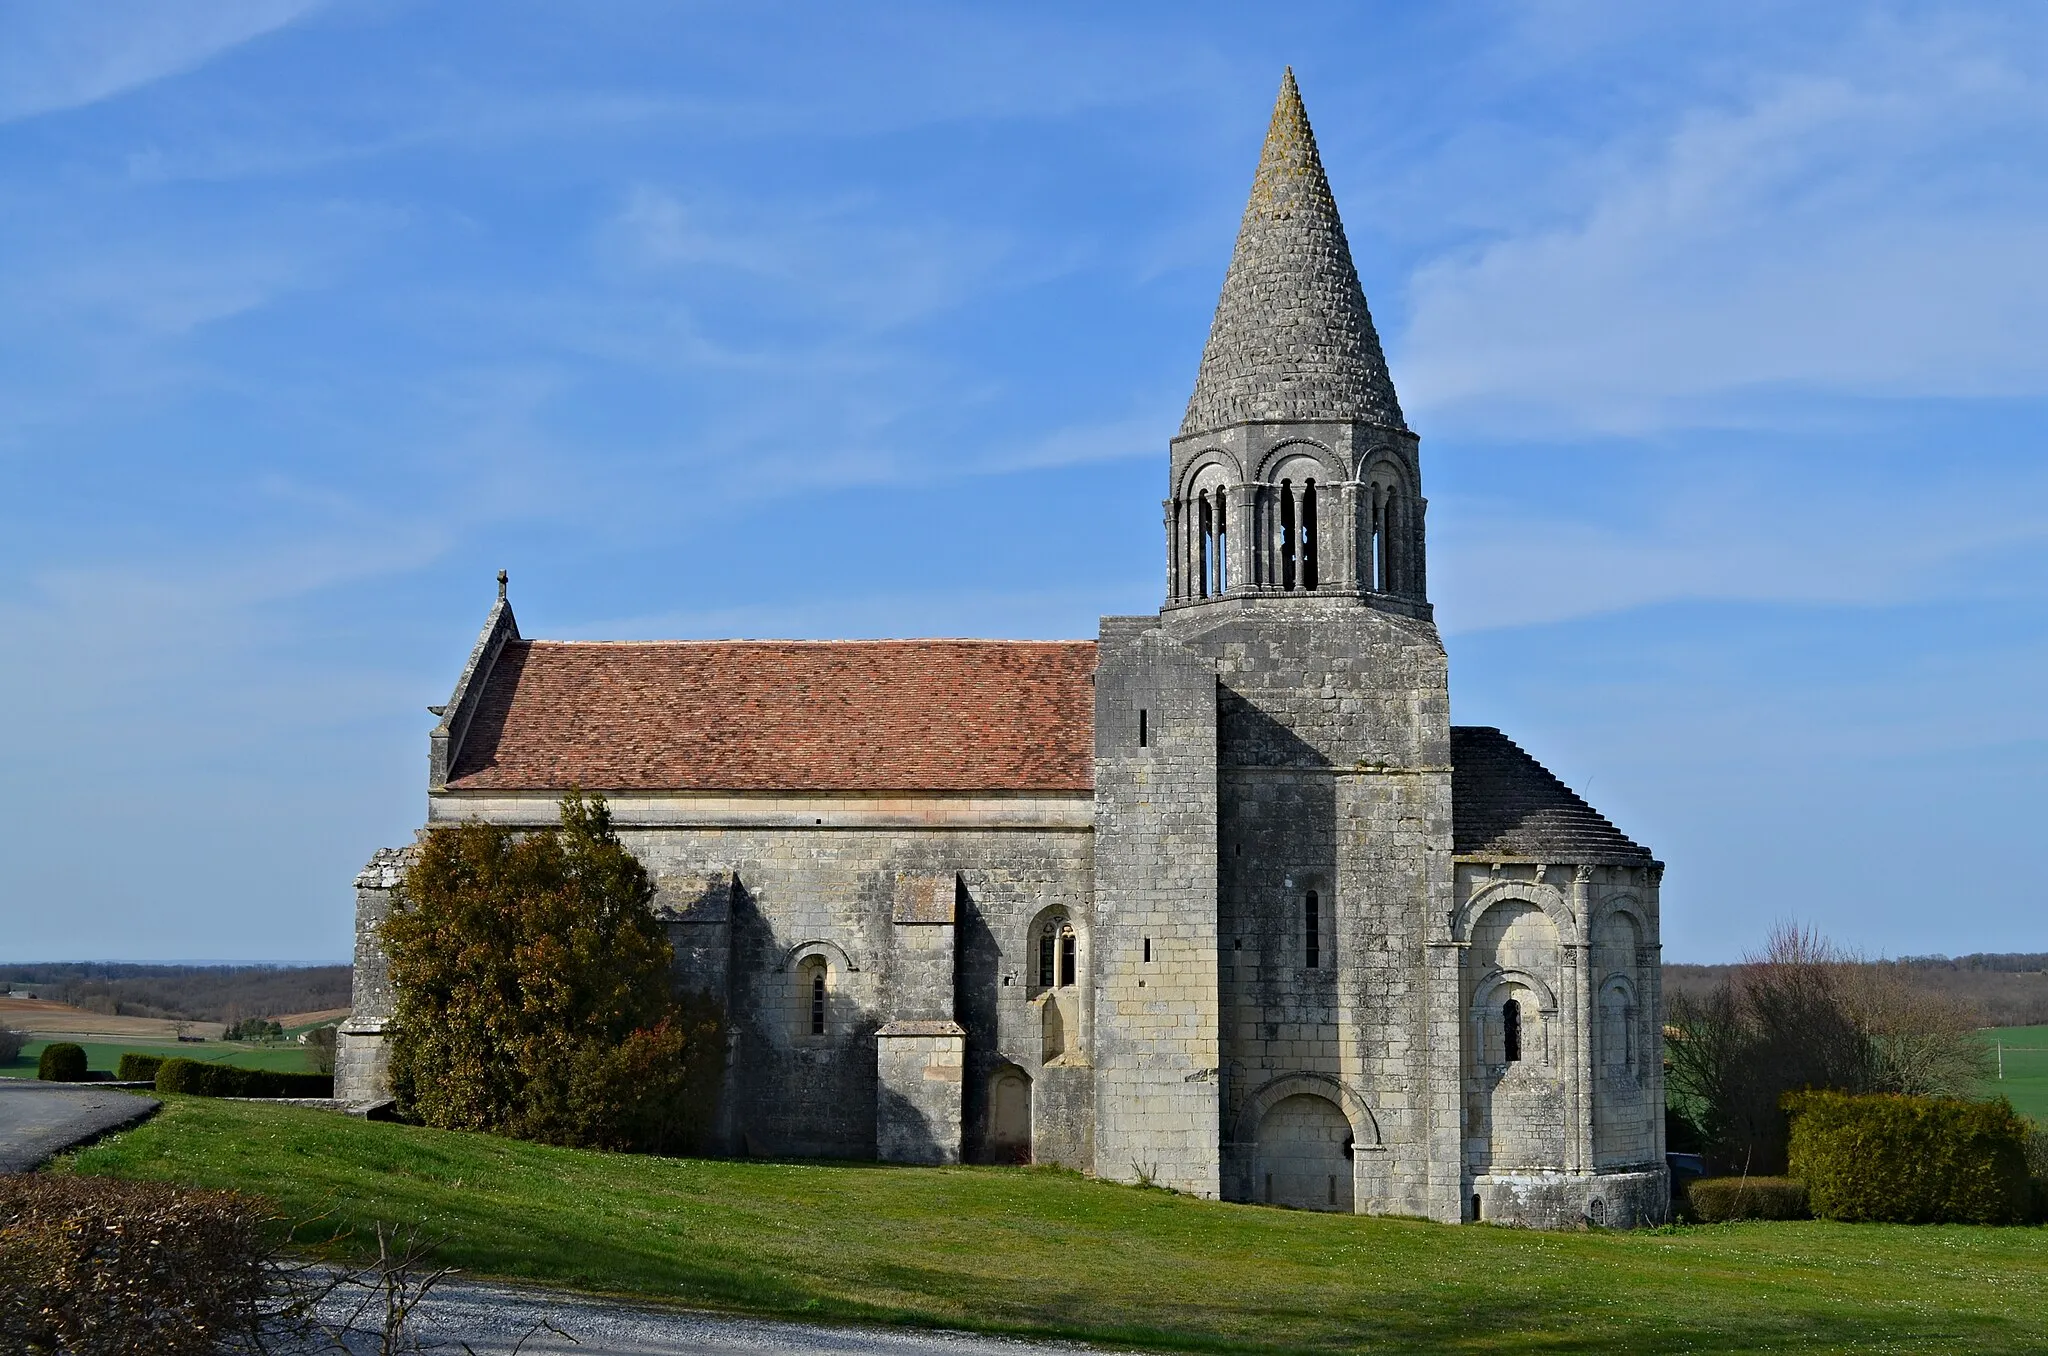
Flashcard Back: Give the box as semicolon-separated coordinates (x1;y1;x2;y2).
37;1042;87;1081
386;791;724;1154
0;1028;24;1064
560;1000;726;1154
0;1175;270;1355
155;1058;334;1099
116;1052;165;1082
1685;1176;1809;1222
1785;1090;2033;1224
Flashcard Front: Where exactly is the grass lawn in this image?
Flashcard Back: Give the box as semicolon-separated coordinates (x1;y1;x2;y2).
1;1038;318;1079
1978;1025;2048;1124
62;1097;2048;1354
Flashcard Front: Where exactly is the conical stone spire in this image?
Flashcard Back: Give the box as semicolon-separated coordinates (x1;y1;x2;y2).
1179;70;1405;437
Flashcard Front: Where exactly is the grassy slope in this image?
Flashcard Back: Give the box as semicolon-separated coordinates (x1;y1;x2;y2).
1978;1025;2048;1123
65;1098;2047;1355
1;1038;317;1079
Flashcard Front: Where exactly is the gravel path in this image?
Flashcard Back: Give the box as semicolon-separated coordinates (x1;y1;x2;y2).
287;1275;1137;1355
0;1079;158;1172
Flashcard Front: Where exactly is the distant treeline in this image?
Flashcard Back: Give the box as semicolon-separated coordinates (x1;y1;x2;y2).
1668;953;2048;1029
0;963;351;1024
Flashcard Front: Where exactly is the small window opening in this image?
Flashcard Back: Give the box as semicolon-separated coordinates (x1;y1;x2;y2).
1216;500;1228;594
1279;480;1297;591
1138;708;1147;747
1472;1193;1482;1221
1039;932;1055;989
1503;997;1523;1063
1059;926;1076;987
1304;890;1320;969
1301;480;1318;590
1197;493;1212;600
1589;1198;1607;1227
1328;1175;1337;1205
810;971;826;1036
1143;938;1152;963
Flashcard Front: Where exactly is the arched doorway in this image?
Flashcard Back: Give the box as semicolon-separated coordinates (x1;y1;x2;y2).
1253;1093;1354;1211
987;1067;1031;1164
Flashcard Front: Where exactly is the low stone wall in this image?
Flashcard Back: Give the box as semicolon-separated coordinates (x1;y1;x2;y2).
1472;1168;1669;1229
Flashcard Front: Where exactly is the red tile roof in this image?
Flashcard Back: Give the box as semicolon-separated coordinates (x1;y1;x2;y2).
445;640;1098;793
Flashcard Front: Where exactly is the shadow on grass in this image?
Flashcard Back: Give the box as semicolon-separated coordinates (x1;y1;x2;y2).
57;1097;2048;1356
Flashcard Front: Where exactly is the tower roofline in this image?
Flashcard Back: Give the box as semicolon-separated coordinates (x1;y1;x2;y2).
1180;69;1405;438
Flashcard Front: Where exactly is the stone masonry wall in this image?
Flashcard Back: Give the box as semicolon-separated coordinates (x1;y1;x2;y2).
1453;860;1668;1227
1091;616;1222;1196
336;847;408;1106
1168;596;1456;1218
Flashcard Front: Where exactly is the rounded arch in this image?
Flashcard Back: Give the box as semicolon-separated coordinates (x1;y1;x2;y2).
1597;972;1641;1072
1254;437;1342;483
1231;1072;1381;1150
1590;893;1649;940
1355;447;1411;491
1453;879;1580;947
1176;448;1244;498
778;938;858;974
985;1062;1032;1163
1472;965;1560;1017
1024;903;1082;994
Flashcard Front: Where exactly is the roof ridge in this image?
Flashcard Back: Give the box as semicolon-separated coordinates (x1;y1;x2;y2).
1179;68;1406;437
517;638;1099;649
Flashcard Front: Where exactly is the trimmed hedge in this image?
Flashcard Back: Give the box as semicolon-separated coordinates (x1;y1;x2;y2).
37;1042;87;1081
154;1058;333;1099
116;1052;166;1082
0;1175;270;1354
1685;1176;1809;1222
1785;1090;2033;1225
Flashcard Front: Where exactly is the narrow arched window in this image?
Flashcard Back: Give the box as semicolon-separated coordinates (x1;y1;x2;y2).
1059;925;1076;987
1503;998;1522;1063
810;971;826;1036
1179;499;1196;602
1368;485;1385;591
1280;480;1297;591
1380;487;1397;593
1039;930;1056;989
1215;494;1228;594
1197;493;1212;600
1301;480;1318;590
1304;890;1320;969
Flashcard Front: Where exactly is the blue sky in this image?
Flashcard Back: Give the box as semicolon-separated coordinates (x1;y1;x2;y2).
2;1;2043;964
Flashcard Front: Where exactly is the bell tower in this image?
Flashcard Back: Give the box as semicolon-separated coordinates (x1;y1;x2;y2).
1165;69;1427;617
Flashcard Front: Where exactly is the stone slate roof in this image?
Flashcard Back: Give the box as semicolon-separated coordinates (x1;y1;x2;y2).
1450;726;1653;865
1179;69;1406;437
445;639;1097;794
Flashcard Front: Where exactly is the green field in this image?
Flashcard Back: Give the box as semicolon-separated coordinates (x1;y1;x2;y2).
1980;1025;2048;1124
1;1038;318;1079
61;1097;2048;1354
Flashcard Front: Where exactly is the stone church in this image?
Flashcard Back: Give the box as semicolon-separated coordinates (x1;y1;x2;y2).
340;72;1668;1228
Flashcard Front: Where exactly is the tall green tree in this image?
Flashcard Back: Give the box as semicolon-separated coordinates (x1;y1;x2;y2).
385;791;721;1153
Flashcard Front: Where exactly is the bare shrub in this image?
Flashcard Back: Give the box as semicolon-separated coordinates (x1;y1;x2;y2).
270;1221;572;1354
0;1028;25;1064
1666;923;1992;1173
0;1176;271;1354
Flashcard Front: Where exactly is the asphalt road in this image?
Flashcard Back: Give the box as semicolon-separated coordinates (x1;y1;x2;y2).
282;1276;1134;1355
0;1078;158;1172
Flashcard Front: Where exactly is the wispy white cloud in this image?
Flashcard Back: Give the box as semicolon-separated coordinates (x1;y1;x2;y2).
0;0;322;123
1433;451;2048;633
1398;14;2048;433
